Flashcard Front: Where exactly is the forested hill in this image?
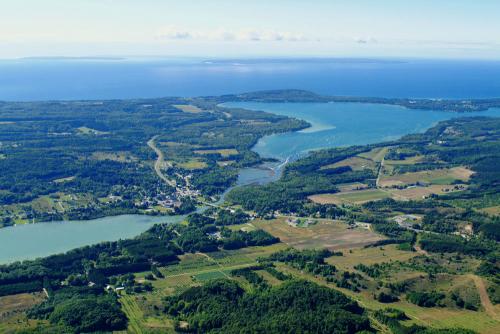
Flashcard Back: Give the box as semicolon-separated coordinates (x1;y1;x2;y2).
0;96;307;225
214;89;500;112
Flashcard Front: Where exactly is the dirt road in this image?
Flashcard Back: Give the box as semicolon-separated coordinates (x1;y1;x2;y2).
470;274;499;321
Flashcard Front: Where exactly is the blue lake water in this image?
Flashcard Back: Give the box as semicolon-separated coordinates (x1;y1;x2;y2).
2;57;500;101
0;214;185;264
226;102;500;161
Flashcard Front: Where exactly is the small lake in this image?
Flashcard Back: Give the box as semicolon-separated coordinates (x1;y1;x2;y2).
0;214;184;264
226;102;500;183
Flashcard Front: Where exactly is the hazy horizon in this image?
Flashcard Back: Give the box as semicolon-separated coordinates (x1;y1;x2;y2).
3;0;500;60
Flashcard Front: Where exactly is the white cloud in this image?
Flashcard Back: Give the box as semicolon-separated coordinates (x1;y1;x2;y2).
156;27;310;42
157;27;194;40
355;37;378;44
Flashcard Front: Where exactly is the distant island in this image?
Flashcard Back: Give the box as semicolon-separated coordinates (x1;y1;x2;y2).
214;89;500;113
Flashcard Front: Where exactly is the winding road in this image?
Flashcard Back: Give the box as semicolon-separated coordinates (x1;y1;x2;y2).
147;136;176;187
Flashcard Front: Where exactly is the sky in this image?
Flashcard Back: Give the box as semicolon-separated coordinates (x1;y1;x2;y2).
1;0;500;59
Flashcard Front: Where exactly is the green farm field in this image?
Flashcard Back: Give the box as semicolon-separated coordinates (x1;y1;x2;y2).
253;217;383;250
309;189;391;205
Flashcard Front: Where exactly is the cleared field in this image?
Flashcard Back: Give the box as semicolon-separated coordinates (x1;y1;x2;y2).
30;196;57;212
0;293;46;333
76;126;108;135
321;156;376;171
379;167;474;187
328;244;418;272
238;120;271;126
253;218;383;250
151;244;286;295
0;293;45;320
384;155;424;166
120;294;175;334
153;274;197;295
308;194;342;205
337;182;369;192
173;104;204;113
226;223;258;232
120;295;146;334
480;206;500;216
255;270;283;286
91;151;137;162
387;184;467;200
53;176;76;183
176;159;208;170
193;270;228;282
309;189;391;205
336;189;391;203
194;148;239;157
161;253;217;276
209;243;288;265
160;141;199;148
217;160;235;167
358;147;389;162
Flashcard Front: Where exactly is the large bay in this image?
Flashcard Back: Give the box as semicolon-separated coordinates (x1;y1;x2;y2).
228;102;500;183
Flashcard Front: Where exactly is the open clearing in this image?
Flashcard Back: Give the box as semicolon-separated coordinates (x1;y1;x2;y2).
152;244;287;295
173;104;204;113
76;126;109;135
309;189;391;205
120;294;174;334
379;167;473;187
358;147;389;162
384;155;425;166
217;160;236;167
0;293;45;321
0;293;45;317
253;218;383;250
53;176;76;183
160;141;199;149
321;156;376;171
194;148;239;157
91;151;137;163
176;159;208;170
337;182;369;192
480;205;500;216
328;244;418;271
387;184;467;200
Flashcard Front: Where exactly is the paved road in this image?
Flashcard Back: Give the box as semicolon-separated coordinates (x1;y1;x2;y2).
147;136;176;187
